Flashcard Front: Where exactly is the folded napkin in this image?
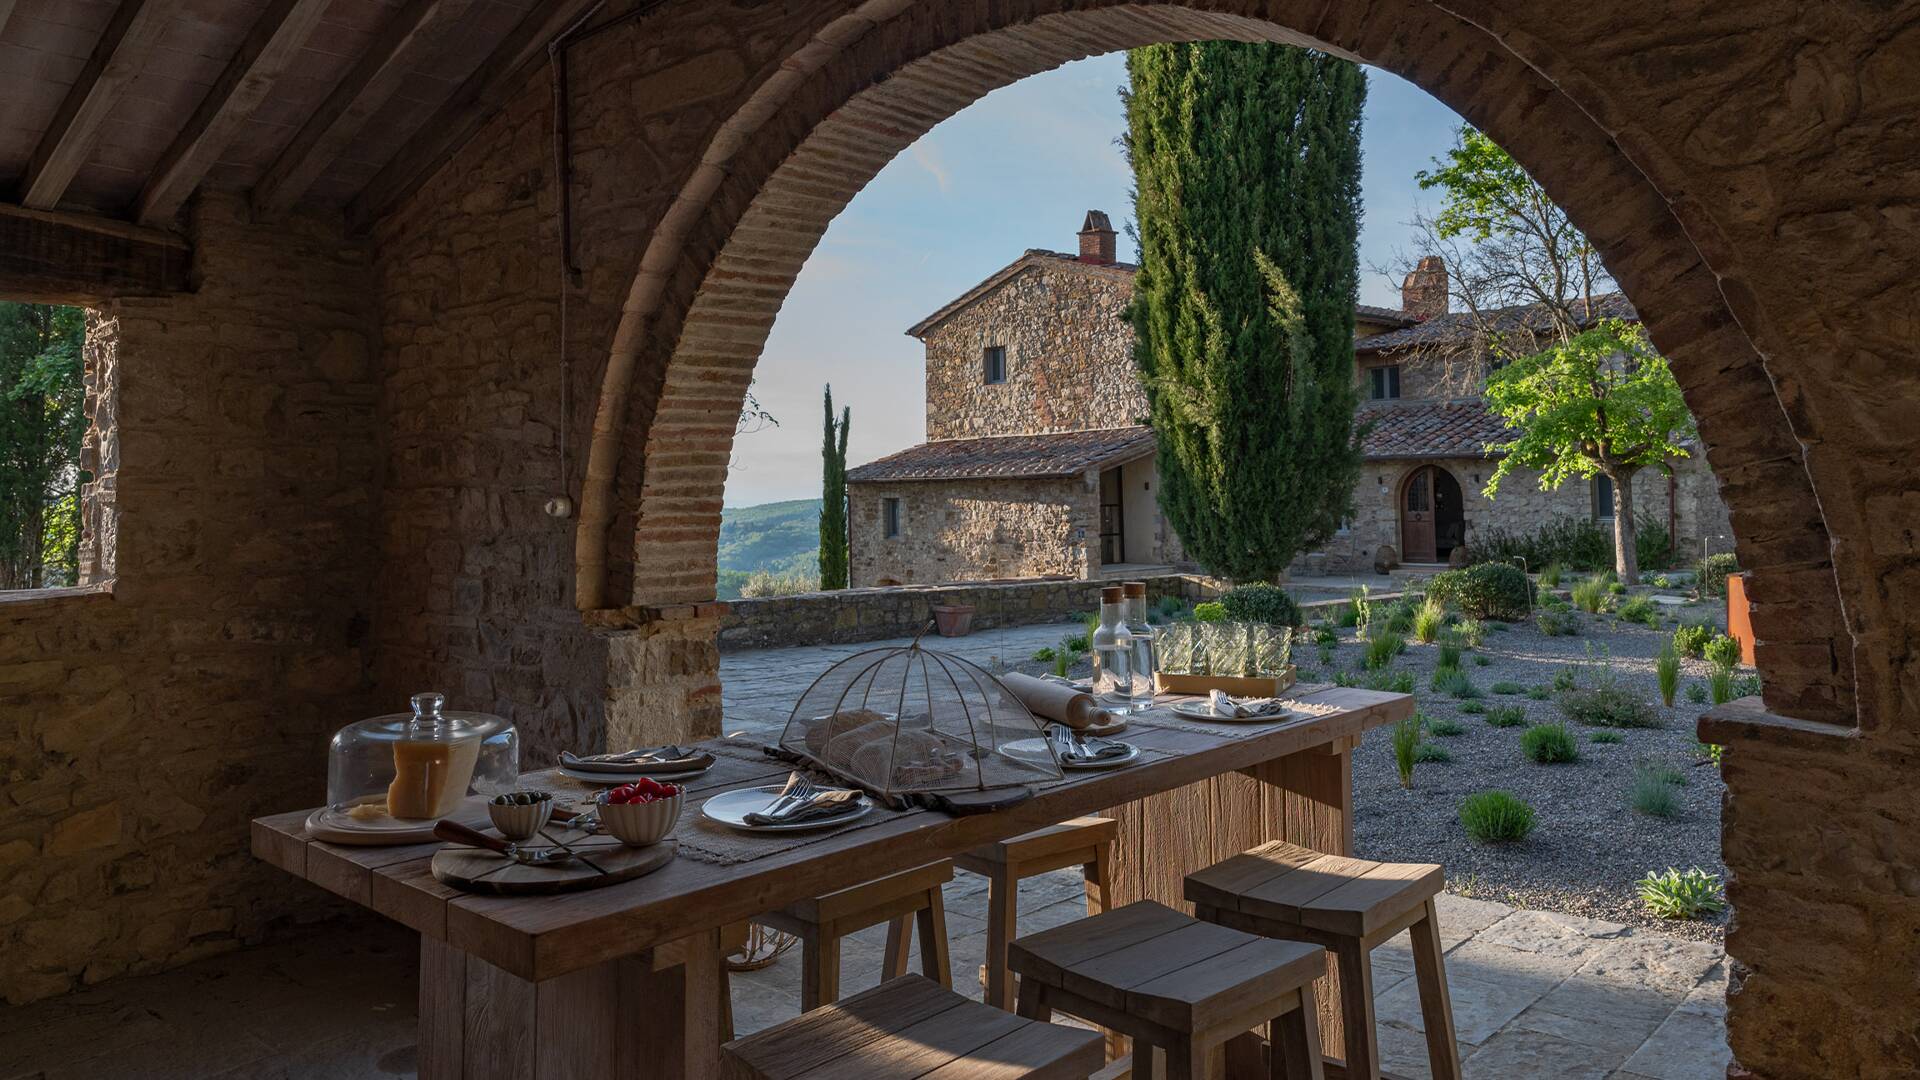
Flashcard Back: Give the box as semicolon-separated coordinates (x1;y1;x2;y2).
561;745;713;775
1047;724;1132;764
743;773;865;826
1207;690;1291;719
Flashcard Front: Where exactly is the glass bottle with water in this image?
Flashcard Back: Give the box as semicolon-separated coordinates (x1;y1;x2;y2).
1122;581;1157;713
1091;585;1134;710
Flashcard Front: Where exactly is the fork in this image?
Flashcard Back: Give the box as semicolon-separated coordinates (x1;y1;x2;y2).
760;772;819;822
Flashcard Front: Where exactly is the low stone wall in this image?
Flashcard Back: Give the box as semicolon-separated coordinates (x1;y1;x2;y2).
718;574;1225;650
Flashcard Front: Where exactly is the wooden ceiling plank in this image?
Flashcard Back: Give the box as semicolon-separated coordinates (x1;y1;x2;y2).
347;0;605;231
133;0;333;226
250;0;466;221
19;0;179;210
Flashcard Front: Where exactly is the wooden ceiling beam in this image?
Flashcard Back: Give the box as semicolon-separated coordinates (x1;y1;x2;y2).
134;0;333;227
250;0;467;221
19;0;179;210
0;203;190;305
347;0;606;231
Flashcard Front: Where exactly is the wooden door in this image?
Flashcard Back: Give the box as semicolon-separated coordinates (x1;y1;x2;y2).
1402;467;1436;562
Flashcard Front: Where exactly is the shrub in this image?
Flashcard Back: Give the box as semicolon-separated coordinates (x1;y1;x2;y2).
1426;716;1465;736
1693;739;1724;767
1570;574;1612;614
1031;646;1057;662
1453;618;1485;647
1437;636;1464;670
1704;633;1742;669
1656;638;1680;707
1695;553;1739;598
1638;868;1725;919
1363;668;1415;694
1316;643;1335;667
1485;704;1527;727
1064;632;1091;654
1491;681;1525;695
1538;562;1564;588
1392;716;1422;788
1536;609;1579;636
1153;594;1187;621
1672;621;1714;658
1474;516;1612;572
1685;681;1709;704
1427;563;1534;621
1193;601;1227;622
1432;667;1481;699
1560;685;1662;728
1732;672;1762;698
1638;759;1688;787
1415;742;1452;763
1618;595;1660;628
1334;670;1359;687
1364;632;1405;670
1384;599;1416;635
1521;722;1580;763
1526;685;1553;701
1459;791;1535;843
1349;585;1372;634
1609;580;1626;596
1708;665;1735;705
1458;700;1487;715
1552;667;1579;692
1313;626;1339;646
1412;596;1446;643
1220;583;1304;628
1472;654;1491;666
1635;516;1674;572
1629;772;1681;817
1590;730;1623;744
740;568;821;597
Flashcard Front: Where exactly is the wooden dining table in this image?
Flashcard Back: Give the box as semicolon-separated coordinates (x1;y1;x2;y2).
252;685;1410;1079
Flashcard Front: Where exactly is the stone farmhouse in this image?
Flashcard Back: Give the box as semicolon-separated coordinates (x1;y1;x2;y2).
846;212;1730;586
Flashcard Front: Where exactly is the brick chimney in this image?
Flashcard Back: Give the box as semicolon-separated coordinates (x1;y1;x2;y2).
1078;210;1117;265
1401;255;1448;319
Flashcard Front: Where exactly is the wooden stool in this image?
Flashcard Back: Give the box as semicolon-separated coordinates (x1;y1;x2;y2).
753;861;955;1011
723;973;1104;1080
955;815;1117;1010
1008;900;1328;1080
1185;842;1460;1080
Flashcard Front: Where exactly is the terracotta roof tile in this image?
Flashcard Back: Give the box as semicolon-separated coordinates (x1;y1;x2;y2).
847;427;1157;483
1355;294;1637;353
1358;399;1515;459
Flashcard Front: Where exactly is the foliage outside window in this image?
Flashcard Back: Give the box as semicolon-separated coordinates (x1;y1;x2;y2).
1;303;86;589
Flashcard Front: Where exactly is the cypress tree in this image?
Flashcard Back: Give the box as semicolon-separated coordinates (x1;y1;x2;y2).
1125;42;1367;581
818;385;850;589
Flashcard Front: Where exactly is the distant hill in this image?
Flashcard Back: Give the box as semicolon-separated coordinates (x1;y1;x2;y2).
717;498;820;598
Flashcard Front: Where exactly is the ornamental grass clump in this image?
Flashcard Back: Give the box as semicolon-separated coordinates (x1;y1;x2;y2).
1426;716;1465;736
1454;618;1485;647
1656;637;1680;707
1491;680;1525;695
1484;704;1527;727
1618;595;1660;628
1521;722;1580;763
1392;715;1422;789
1590;730;1623;744
1685;681;1708;704
1432;667;1481;699
1538;562;1564;588
1415;743;1452;763
1412;596;1446;643
1459;791;1535;843
1570;574;1611;613
1458;700;1487;715
1364;631;1406;671
1638;867;1725;919
1526;685;1553;701
1436;635;1464;670
1536;609;1579;636
1629;766;1683;818
1708;664;1735;705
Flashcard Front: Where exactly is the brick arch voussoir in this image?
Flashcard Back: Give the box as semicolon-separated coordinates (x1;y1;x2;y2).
583;0;1854;725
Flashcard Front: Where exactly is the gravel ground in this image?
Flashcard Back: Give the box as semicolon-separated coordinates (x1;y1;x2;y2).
1006;595;1736;941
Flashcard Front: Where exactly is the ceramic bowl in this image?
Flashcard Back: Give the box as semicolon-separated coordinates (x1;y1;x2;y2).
597;790;682;846
486;792;554;841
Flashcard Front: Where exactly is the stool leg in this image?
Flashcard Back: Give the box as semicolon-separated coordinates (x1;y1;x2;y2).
882;915;913;980
800;931;840;1011
1085;843;1115;915
916;886;952;988
1410;898;1462;1080
1331;939;1380;1080
984;865;1018;1009
1272;986;1326;1080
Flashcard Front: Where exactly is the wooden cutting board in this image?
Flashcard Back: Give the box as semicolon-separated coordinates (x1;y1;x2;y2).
431;833;676;895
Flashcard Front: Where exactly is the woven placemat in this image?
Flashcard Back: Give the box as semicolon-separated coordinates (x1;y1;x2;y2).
674;795;924;866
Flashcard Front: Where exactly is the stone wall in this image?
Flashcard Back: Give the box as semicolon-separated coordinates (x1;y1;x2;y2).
848;475;1098;587
0;193;378;1004
719;574;1224;650
1293;452;1729;574
923;254;1143;440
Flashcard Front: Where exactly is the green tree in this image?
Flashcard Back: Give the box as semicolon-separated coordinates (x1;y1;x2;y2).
1124;42;1366;581
0;304;86;589
817;385;850;590
1482;320;1695;585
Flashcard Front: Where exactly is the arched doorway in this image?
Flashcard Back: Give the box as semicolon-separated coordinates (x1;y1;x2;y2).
1400;465;1463;564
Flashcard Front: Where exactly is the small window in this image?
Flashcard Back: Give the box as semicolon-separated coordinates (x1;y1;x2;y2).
882;498;902;539
1591;474;1615;521
982;346;1007;384
1368;365;1401;400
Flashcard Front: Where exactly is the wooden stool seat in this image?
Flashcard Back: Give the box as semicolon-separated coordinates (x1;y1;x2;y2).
723;974;1104;1080
955;816;1116;1011
1186;842;1460;1080
1009;900;1327;1080
752;861;955;1013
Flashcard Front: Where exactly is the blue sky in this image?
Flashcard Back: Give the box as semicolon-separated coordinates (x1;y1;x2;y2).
723;54;1465;508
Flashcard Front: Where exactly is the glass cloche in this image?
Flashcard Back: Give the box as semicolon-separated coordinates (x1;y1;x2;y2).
325;692;519;824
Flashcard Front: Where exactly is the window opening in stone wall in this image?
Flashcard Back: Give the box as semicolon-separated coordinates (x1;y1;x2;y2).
1591;473;1615;522
1369;364;1401;400
983;345;1007;384
883;497;902;538
0;302;110;592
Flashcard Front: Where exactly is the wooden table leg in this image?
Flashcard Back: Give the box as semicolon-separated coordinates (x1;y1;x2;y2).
418;929;723;1080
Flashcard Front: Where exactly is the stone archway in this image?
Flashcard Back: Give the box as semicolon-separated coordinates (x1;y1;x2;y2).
573;5;1920;1074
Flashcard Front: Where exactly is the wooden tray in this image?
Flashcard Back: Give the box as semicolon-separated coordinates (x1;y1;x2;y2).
431;834;676;895
1154;666;1296;698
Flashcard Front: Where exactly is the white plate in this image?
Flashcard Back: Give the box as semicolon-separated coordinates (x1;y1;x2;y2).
558;762;714;785
1169;702;1298;723
1001;737;1141;770
700;784;873;832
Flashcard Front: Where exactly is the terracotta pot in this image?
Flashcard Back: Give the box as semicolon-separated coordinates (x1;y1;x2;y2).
930;603;975;637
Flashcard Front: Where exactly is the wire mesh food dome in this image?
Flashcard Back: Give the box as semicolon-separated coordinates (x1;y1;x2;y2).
778;640;1063;798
